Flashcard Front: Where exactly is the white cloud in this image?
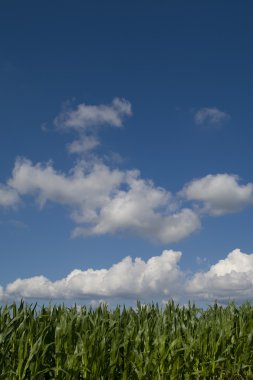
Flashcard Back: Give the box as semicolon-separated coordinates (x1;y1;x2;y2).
73;174;200;243
154;209;200;243
67;136;100;154
54;97;132;131
3;250;184;300
194;107;230;126
196;256;208;265
8;157;200;243
0;286;4;300
4;159;253;241
181;174;253;215
53;97;132;155
8;157;124;209
3;248;253;303
188;249;253;301
1;98;250;243
0;185;20;207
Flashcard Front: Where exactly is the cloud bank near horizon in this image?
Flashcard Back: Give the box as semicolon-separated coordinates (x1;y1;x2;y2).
1;248;253;303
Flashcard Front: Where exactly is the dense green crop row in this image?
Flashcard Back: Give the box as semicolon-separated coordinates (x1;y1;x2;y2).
1;301;253;379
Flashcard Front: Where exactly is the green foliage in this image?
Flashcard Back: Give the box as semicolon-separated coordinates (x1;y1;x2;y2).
1;300;253;379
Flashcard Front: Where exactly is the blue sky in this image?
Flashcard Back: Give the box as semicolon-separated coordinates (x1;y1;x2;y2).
1;1;253;304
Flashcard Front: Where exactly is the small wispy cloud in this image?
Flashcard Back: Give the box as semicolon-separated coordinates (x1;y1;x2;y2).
0;185;20;208
53;97;132;156
194;107;230;126
67;136;100;154
54;97;132;131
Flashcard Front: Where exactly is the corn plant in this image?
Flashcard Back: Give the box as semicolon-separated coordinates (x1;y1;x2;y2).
1;301;253;379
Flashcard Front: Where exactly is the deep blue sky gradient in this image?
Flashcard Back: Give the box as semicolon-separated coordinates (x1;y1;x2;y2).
1;1;253;286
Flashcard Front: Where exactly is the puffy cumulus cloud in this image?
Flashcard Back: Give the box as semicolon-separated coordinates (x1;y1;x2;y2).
194;107;230;126
4;248;253;303
73;175;200;243
187;249;253;301
73;209;200;244
0;185;20;207
154;209;200;244
8;157;124;208
5;158;252;242
181;174;253;215
54;97;132;131
8;157;200;243
4;250;184;300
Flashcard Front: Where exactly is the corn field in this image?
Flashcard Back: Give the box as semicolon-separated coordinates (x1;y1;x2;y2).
1;301;253;379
